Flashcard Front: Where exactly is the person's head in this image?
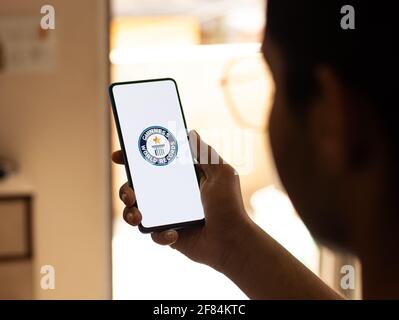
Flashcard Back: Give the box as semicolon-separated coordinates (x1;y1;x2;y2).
263;0;397;253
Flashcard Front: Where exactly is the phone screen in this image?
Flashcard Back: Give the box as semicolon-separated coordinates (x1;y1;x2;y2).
110;79;204;232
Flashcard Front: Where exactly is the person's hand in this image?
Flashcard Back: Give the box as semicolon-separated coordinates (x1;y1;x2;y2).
112;131;254;270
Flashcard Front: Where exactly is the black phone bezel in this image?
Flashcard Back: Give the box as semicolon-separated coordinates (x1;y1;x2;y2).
109;78;205;233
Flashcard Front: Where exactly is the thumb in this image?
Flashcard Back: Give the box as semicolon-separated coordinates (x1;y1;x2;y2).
188;130;224;176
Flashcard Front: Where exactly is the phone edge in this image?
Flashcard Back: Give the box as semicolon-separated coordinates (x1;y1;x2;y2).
108;78;205;234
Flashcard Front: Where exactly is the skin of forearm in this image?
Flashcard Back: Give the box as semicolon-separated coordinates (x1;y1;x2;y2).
216;219;344;300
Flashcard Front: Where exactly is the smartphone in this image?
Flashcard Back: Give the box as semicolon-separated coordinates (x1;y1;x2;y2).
109;78;205;233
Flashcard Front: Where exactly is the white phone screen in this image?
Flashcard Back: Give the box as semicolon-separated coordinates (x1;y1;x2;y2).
111;79;204;230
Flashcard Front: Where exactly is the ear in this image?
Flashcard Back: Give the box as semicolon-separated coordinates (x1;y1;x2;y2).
307;66;353;175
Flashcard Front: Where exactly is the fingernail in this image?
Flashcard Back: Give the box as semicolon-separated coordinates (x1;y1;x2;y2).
126;212;134;223
165;231;176;242
121;193;127;202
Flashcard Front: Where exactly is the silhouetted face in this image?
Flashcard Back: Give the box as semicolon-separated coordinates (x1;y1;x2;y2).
262;34;350;249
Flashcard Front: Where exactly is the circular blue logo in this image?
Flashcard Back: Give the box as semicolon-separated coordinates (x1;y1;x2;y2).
138;126;178;166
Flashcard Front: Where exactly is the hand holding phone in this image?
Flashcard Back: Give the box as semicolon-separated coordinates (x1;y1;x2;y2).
112;130;253;270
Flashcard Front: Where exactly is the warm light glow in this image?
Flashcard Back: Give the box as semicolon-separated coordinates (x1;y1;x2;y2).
110;12;319;299
110;16;201;50
112;220;247;299
251;185;320;274
109;43;261;65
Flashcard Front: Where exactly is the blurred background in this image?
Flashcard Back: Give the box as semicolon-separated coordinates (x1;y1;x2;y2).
0;0;360;299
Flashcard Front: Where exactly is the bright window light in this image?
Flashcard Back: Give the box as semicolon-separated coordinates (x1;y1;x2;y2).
251;185;320;274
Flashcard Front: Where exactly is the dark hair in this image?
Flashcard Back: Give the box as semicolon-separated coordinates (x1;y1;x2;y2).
266;0;397;144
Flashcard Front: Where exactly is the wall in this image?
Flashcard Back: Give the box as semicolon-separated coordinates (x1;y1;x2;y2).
0;0;111;299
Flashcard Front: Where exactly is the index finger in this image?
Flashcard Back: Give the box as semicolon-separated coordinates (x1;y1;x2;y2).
112;150;124;164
